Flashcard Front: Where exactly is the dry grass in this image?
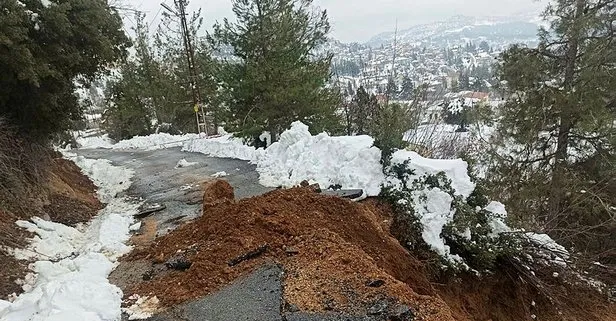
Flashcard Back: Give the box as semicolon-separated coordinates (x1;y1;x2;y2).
0;119;51;217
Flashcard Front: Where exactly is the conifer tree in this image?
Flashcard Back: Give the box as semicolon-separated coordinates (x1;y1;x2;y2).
489;0;616;256
0;0;129;140
213;0;339;142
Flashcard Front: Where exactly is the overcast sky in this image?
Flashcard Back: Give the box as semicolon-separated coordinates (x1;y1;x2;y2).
125;0;547;42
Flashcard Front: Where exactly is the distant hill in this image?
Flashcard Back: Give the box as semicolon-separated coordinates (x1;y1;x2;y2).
365;15;540;47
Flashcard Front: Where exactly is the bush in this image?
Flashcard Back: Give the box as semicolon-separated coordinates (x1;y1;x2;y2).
381;159;519;271
0;119;49;215
372;103;410;165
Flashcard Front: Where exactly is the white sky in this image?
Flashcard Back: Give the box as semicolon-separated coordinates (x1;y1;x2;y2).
124;0;547;42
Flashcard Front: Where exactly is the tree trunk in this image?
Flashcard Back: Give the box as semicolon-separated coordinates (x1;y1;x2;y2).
549;0;586;216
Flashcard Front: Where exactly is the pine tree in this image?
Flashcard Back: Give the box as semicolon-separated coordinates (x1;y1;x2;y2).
0;0;129;140
104;6;219;139
490;0;616;256
350;86;378;135
213;0;339;142
398;76;415;100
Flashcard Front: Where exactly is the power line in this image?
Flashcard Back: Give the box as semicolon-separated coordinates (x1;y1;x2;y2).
149;4;164;27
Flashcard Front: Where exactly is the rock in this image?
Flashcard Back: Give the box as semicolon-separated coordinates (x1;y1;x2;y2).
365;279;385;287
285;302;300;313
202;180;235;214
323;297;335;311
367;300;388;315
165;255;192;271
142;269;155;281
284;246;299;256
390;305;415;321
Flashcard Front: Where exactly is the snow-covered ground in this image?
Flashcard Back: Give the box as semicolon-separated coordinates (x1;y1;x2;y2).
0;152;142;321
182;134;259;161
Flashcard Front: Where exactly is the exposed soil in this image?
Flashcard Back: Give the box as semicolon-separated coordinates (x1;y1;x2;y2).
0;155;102;298
124;181;616;321
44;158;102;225
0;211;30;296
125;184;452;320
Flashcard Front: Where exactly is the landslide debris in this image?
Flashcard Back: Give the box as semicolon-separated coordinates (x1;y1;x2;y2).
126;182;453;320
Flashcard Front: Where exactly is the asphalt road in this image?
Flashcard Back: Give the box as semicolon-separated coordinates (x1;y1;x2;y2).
76;147;273;236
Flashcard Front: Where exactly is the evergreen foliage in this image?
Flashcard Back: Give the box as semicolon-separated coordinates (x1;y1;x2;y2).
0;0;129;140
488;0;616;260
212;0;340;142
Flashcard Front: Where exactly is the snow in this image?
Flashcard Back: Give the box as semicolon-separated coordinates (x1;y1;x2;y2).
0;152;141;321
68;153;134;202
484;201;511;236
175;159;198;169
122;295;160;320
391;150;476;198
76;134;114;149
211;171;228;178
113;133;198;151
386;151;476;262
525;232;570;267
129;222;142;232
413;188;460;261
182;134;260;161
255;121;384;195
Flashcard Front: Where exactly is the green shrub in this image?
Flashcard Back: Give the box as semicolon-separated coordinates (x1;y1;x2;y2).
381;160;520;271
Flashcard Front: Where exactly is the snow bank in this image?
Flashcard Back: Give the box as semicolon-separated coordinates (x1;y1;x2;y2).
113;133;198;151
182;134;259;161
0;153;142;321
68;153;134;202
76;134;114;149
391;150;475;198
256;122;384;195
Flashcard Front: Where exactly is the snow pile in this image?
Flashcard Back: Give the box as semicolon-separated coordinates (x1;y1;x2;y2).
175;159;198;169
211;171;228;178
0;153;142;321
391;150;475;197
256;121;384;195
68;153;134;202
113;133;198;151
76;134;114;149
182;134;260;161
412;188;461;261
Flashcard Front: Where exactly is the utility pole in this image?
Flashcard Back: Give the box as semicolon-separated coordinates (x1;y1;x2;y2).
161;0;214;135
386;19;398;106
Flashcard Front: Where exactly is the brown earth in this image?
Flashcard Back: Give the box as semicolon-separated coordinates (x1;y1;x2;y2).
124;181;616;321
0;155;102;298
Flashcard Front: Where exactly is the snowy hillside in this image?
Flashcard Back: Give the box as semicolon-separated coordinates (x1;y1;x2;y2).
366;15;540;47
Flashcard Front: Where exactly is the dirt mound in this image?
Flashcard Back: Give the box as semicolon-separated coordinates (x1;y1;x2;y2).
201;179;234;212
126;185;454;320
125;182;616;321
